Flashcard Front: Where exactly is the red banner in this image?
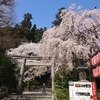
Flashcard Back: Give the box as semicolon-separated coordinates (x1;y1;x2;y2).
92;82;97;100
92;66;100;78
90;52;100;67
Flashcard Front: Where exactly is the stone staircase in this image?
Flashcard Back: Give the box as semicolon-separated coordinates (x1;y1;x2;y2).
4;94;53;100
4;88;55;100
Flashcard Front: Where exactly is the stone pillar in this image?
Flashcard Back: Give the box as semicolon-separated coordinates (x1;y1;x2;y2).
51;57;55;94
17;58;26;94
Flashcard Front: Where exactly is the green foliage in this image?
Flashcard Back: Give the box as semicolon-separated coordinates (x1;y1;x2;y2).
0;13;47;50
52;7;66;27
98;89;100;99
24;13;33;21
31;25;46;43
21;13;33;29
0;54;17;91
56;88;69;100
54;68;79;100
23;78;40;91
0;86;8;92
29;78;40;89
55;68;79;89
33;28;43;43
0;26;28;50
19;13;46;42
21;20;32;29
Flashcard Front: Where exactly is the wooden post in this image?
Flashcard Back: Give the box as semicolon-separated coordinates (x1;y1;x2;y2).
17;58;26;94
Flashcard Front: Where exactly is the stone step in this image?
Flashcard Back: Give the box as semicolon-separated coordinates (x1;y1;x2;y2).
4;88;54;100
4;93;53;100
5;96;52;100
5;97;52;100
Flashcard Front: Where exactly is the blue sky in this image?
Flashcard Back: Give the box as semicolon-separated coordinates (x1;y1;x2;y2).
16;0;100;29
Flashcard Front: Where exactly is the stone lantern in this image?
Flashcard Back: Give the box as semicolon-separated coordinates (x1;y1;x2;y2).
77;59;88;81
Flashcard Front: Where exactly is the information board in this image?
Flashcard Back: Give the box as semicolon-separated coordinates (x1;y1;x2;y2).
69;81;97;100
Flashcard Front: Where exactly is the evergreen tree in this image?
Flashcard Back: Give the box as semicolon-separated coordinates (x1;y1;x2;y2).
21;13;33;29
0;53;17;91
55;68;79;88
52;7;66;27
31;24;47;43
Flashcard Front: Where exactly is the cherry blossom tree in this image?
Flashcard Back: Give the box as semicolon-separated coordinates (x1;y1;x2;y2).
7;4;100;81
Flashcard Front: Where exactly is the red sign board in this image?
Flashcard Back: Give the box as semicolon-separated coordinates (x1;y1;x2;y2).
90;52;100;67
92;82;97;100
92;66;100;78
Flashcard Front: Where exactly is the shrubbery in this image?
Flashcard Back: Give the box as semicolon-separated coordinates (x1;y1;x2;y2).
0;53;18;93
54;68;79;100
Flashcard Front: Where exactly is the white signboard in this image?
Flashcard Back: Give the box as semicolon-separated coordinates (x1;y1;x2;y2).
69;81;95;100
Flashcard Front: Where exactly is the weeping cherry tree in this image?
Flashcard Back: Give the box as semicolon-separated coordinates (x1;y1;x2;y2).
7;4;100;81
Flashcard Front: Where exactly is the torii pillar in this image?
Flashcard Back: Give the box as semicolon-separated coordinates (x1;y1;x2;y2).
51;57;55;94
17;58;26;94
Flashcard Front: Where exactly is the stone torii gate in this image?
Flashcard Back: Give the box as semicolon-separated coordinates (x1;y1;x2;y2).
12;55;55;95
